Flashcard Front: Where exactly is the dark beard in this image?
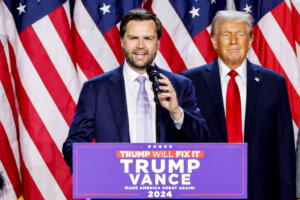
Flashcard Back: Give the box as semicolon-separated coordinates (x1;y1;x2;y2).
124;49;156;70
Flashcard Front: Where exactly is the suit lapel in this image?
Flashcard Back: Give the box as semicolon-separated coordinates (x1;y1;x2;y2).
203;60;227;141
107;64;130;142
244;61;262;142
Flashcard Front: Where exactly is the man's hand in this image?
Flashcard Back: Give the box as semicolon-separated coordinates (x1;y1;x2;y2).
157;73;182;121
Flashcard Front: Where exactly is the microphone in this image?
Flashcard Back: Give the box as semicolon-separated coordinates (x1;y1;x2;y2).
146;66;161;91
146;66;161;143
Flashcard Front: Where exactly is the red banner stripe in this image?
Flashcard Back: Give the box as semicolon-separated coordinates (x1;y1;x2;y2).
271;1;296;53
73;22;104;79
144;2;188;73
252;26;300;124
0;41;18;126
291;3;300;46
21;158;44;200
8;42;73;199
192;29;218;64
0;122;22;197
19;26;76;126
49;6;76;68
103;26;125;65
159;27;188;73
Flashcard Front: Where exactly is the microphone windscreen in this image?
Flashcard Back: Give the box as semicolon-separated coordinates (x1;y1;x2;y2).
146;66;159;82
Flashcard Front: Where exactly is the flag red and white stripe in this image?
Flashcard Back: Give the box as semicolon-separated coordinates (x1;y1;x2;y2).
246;0;300;139
1;0;80;199
0;2;22;199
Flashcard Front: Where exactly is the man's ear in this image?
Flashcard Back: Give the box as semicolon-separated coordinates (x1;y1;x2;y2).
248;36;254;49
211;36;218;50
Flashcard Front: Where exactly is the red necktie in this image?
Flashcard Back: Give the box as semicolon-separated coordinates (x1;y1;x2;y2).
226;70;243;143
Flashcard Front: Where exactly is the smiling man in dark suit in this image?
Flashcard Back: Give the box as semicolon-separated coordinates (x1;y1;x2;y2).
181;10;295;200
62;9;208;169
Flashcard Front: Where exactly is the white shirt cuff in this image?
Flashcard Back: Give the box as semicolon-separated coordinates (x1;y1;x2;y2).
170;107;184;130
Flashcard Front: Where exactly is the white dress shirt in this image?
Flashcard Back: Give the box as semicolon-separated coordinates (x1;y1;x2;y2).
218;58;247;139
123;61;183;143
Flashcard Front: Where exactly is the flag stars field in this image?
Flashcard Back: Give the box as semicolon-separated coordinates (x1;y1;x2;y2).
243;4;252;13
189;6;200;18
16;3;26;15
100;2;111;15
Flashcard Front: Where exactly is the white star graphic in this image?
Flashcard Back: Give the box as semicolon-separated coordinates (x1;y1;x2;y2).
148;145;151;148
243;4;252;13
164;145;167;148
189;6;200;18
211;0;216;4
16;3;26;15
99;3;111;15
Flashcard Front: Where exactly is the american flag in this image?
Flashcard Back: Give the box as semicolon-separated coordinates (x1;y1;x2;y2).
1;0;79;199
0;0;299;199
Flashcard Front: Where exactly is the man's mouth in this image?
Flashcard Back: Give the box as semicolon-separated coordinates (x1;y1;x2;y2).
228;48;239;51
134;52;147;59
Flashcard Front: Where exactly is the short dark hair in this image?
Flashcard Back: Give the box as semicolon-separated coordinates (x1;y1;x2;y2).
119;9;162;39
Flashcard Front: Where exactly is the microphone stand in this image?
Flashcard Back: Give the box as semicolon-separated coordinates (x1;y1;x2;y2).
152;83;161;143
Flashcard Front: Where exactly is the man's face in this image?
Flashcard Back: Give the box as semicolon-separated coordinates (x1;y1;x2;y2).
211;20;253;69
122;20;159;73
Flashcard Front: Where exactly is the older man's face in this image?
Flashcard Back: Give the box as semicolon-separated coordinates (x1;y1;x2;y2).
211;20;253;69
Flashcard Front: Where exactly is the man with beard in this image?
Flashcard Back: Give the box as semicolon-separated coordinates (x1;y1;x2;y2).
63;9;208;169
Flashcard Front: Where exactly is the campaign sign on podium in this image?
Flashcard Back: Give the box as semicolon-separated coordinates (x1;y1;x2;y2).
73;143;247;199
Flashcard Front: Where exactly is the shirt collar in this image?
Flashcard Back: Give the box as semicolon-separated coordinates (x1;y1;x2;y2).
218;58;247;82
123;60;149;83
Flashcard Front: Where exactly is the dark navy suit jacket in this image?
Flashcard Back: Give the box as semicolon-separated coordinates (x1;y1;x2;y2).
63;63;208;169
181;59;296;200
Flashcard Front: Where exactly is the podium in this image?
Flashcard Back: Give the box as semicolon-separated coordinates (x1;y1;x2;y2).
73;143;247;199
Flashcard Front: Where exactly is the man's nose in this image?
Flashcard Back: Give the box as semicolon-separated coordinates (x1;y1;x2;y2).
230;35;237;44
137;39;145;48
